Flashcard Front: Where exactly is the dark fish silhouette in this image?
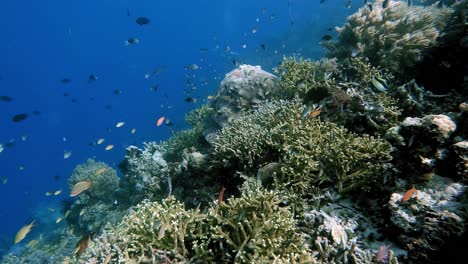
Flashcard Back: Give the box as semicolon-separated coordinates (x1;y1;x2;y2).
88;74;98;82
12;113;28;122
61;78;71;84
321;34;333;41
136;17;150;26
0;96;12;102
185;97;196;103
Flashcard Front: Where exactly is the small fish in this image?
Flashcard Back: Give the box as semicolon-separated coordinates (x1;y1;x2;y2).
21;135;28;141
320;0;326;3
116;122;125;128
207;95;215;100
74;234;91;257
260;43;266;50
113;89;122;95
407;0;412;6
351;48;360;57
45;191;53;196
94;168;106;176
1;176;7;184
135;16;150;26
97;138;105;145
64;151;72;159
105;144;114;151
131;128;136;134
186;64;199;70
346;0;352;8
12;113;28;122
150;85;159;91
26;239;39;248
321;34;333;41
88;74;98;82
156;116;165;126
54;189;62;196
0;95;13;102
158;224;167;240
0;144;3;153
125;37;139;45
401;186;416;203
70;181;92;197
218;186;226;206
251;27;257;34
376;244;391;263
185;97;197;103
19;165;25;171
56;217;63;223
144;73;151;79
60;78;71;84
371;77;387;92
309;108;322;118
14;220;35;244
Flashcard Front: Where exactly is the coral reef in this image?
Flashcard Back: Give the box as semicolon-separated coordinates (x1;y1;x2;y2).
194;180;314;263
385;113;467;181
388;175;466;262
213;100;392;193
272;57;401;135
324;0;453;79
67;159;122;233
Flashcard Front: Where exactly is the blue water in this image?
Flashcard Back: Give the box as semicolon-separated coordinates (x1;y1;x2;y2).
0;0;357;255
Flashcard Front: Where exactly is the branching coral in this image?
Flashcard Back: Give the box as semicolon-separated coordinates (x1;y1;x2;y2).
213;100;392;193
324;0;453;77
81;197;204;263
193;181;314;263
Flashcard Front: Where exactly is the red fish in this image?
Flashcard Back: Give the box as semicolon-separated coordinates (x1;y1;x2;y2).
218;186;226;205
156;116;165;126
401;186;416;203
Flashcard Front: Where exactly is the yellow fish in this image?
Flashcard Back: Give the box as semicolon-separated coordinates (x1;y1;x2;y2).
56;217;63;224
116;122;125;128
26;239;39;248
97;138;105;145
15;220;35;244
105;144;114;151
65;210;71;218
54;189;62;196
70;181;92;197
94;168;106;176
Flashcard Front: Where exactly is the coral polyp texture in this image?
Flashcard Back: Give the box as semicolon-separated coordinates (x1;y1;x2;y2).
213;100;392;193
324;0;453;77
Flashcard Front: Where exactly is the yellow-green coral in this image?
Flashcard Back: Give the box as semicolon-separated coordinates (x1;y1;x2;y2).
213;100;392;193
193;182;314;263
272;57;339;102
324;0;453;76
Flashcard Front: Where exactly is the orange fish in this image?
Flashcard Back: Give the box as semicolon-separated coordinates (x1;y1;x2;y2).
156;116;165;126
218;186;226;206
401;186;416;203
70;181;92;197
74;234;92;257
309;108;321;118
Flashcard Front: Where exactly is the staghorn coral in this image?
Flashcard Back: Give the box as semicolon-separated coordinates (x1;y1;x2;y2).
324;0;453;78
272;56;401;135
271;57;339;101
81;196;204;263
193;180;314;263
213;100;392;194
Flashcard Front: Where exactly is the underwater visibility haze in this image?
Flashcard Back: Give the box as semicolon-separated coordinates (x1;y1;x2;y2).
1;0;467;263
